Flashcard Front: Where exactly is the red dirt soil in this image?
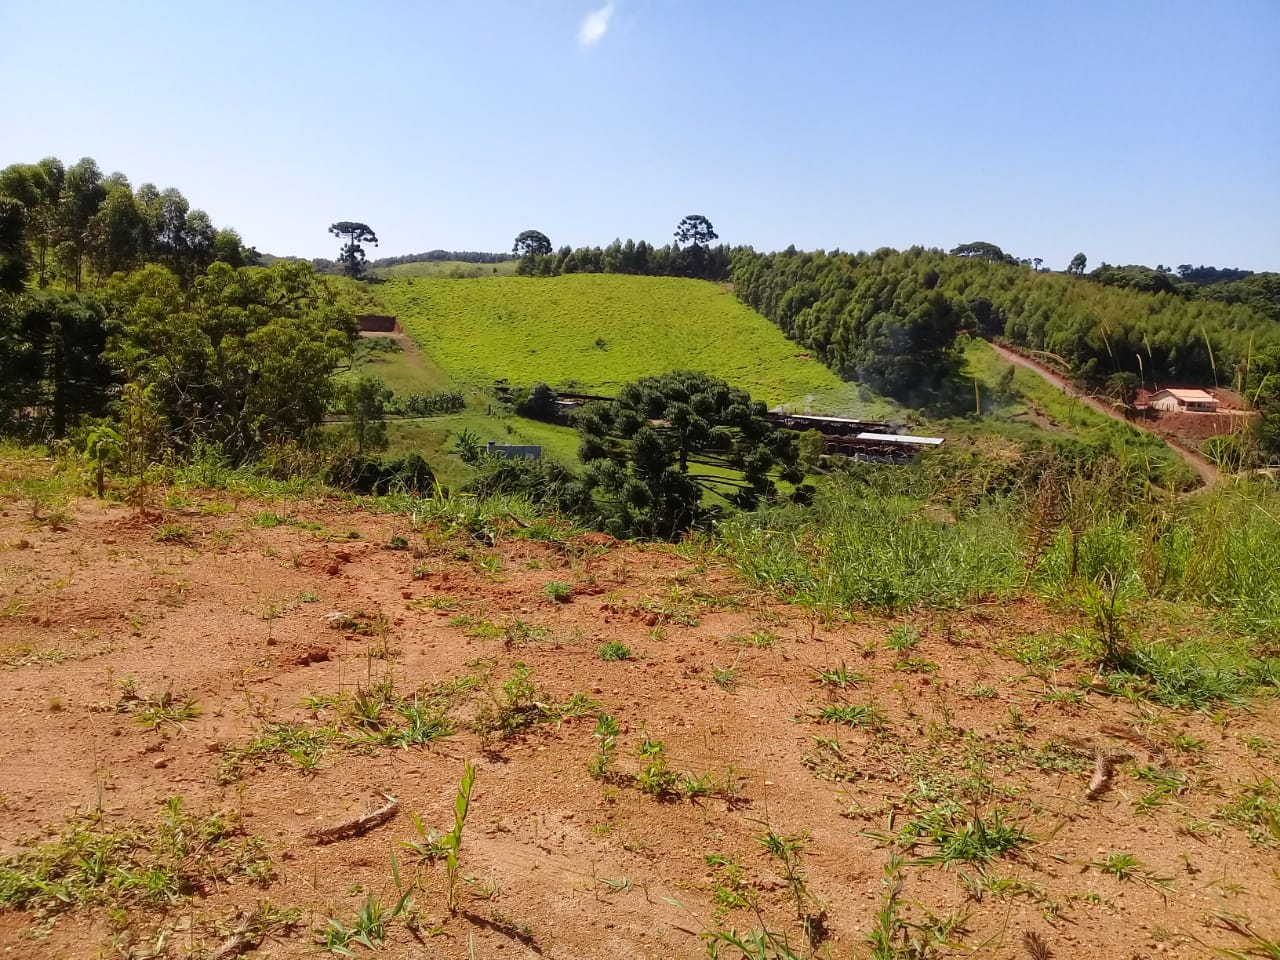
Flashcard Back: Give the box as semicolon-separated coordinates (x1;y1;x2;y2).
0;493;1277;959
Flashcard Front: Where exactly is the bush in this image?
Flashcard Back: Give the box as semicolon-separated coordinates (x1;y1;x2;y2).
467;456;592;518
327;453;436;496
515;383;559;422
403;391;465;417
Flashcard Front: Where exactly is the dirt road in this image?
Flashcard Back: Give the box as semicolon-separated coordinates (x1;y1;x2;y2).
988;341;1220;486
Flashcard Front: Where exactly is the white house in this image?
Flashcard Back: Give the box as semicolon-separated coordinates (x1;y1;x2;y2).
1150;388;1219;413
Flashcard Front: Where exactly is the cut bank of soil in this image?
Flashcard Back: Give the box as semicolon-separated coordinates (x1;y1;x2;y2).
0;493;1277;959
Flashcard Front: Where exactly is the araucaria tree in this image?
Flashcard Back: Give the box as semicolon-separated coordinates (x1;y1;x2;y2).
674;215;717;248
329;221;378;279
576;371;803;539
512;229;552;258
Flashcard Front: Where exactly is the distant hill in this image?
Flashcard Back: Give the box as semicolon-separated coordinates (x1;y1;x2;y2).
373;259;520;279
379;274;890;417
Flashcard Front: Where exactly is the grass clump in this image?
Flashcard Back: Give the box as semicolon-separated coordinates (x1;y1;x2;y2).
894;803;1028;866
543;580;573;603
474;662;596;738
0;797;272;917
814;661;866;688
1217;779;1280;847
815;704;884;729
117;681;200;729
598;641;633;662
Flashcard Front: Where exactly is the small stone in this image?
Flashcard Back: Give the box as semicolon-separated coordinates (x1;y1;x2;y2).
152;757;169;769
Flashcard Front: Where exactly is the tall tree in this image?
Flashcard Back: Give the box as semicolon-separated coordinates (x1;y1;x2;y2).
57;157;107;290
1067;252;1088;276
88;182;145;279
329;221;378;279
512;229;552;258
0;197;30;293
674;214;717;248
949;241;1012;264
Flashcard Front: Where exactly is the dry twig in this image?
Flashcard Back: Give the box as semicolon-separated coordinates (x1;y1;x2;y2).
1086;750;1131;800
306;794;399;845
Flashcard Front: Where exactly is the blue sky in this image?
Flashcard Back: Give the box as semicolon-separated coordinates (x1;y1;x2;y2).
5;0;1278;270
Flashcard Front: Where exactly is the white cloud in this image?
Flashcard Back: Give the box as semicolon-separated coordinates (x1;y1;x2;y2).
578;2;614;47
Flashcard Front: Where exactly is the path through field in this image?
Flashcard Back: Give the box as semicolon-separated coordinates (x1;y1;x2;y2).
988;341;1221;485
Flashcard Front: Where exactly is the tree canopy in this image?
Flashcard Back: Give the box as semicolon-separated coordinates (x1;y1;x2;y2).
576;371;802;539
512;229;552;258
0;155;248;289
674;215;718;248
328;221;378;279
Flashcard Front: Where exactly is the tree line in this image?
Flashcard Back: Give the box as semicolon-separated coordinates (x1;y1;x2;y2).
0;156;253;293
0;157;361;477
730;244;1279;393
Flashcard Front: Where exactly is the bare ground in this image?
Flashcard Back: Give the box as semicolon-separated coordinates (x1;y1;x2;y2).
0;490;1277;959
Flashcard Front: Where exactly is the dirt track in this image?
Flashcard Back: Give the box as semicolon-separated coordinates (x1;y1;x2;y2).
988;341;1221;485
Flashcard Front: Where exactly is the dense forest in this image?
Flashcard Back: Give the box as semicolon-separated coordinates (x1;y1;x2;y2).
0;157;254;292
0;156;357;465
731;244;1279;390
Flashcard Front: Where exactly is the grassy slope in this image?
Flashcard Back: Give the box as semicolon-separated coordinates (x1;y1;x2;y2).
337;274;1189;486
373;260;520;279
379;274;894;417
954;338;1192;484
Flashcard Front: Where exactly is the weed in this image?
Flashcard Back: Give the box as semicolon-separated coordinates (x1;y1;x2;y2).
895;804;1028;866
502;619;550;646
1132;765;1188;815
894;657;939;674
321;894;398;955
732;631;777;648
886;625;920;652
474;662;595;738
588;713;621;779
598;641;633;662
387;535;409;550
119;684;201;730
816;704;884;729
635;739;681;798
1214;913;1280;960
443;760;477;913
814;661;866;688
327;609;389;637
154;524;193;544
758;826;825;944
1092;852;1170;887
0;797;271;918
1217;779;1280;847
711;663;741;690
543;580;573;603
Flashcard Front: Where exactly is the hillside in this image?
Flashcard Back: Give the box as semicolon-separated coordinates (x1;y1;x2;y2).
379;274;893;417
373;259;521;279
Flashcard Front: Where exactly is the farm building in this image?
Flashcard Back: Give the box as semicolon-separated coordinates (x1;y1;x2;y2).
1150;389;1219;413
